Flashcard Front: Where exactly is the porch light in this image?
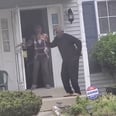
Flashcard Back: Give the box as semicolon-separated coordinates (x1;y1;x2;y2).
68;8;74;24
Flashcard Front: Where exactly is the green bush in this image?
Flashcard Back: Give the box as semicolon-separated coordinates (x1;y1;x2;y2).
63;97;89;116
0;91;42;116
63;95;116;116
93;33;116;74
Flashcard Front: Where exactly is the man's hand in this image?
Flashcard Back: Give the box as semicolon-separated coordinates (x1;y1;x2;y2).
41;34;48;41
44;47;49;58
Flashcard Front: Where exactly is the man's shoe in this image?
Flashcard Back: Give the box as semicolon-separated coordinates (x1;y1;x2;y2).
64;93;73;97
73;93;81;96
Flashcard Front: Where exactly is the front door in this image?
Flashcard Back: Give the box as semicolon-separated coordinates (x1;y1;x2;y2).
0;10;18;90
47;5;63;87
12;8;27;90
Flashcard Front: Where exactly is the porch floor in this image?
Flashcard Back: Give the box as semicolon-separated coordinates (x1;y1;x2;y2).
32;87;66;98
32;87;85;98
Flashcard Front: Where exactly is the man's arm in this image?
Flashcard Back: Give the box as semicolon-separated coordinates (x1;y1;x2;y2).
49;37;58;48
72;36;82;56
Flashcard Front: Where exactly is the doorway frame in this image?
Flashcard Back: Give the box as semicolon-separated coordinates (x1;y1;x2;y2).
18;4;64;89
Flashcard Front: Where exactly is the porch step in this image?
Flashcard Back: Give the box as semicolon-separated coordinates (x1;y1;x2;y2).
32;87;85;98
40;96;77;111
32;88;66;98
38;111;54;116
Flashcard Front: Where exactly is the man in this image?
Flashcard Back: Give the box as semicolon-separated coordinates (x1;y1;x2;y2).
50;26;82;96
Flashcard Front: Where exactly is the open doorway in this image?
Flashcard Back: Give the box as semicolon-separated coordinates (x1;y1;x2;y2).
20;8;54;89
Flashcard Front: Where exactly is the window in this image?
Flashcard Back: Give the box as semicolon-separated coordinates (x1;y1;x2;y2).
98;1;116;34
51;13;59;36
1;18;10;52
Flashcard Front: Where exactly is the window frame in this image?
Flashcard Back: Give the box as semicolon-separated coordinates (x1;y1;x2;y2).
94;0;116;37
0;18;10;52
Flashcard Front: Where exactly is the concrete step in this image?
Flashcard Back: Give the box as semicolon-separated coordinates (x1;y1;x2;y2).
41;96;77;111
38;111;54;116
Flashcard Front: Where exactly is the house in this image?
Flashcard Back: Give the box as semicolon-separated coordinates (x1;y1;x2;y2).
0;0;95;92
82;0;116;93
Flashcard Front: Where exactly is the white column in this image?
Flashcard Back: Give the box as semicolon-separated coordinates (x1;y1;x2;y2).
77;0;91;89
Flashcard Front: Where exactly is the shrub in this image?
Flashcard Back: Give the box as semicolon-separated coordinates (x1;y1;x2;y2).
63;97;89;116
0;91;42;116
93;33;116;74
63;95;116;116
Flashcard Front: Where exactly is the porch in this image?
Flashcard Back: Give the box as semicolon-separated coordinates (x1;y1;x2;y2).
0;0;87;91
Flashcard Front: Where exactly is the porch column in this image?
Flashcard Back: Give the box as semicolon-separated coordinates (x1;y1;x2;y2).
77;0;91;89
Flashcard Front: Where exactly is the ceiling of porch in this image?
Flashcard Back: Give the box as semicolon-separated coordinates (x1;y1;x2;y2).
0;0;65;9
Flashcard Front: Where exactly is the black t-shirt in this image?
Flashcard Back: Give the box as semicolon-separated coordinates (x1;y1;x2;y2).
50;33;82;61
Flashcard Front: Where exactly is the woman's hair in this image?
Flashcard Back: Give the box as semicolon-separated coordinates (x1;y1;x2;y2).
34;25;41;30
33;24;43;34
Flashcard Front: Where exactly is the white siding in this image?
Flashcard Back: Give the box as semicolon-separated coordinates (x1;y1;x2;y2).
91;73;116;94
62;0;85;92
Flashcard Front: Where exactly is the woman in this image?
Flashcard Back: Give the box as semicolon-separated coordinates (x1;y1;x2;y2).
31;25;50;89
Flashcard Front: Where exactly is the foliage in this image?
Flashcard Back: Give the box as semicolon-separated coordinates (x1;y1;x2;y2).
0;91;42;116
94;94;116;116
93;33;116;74
63;97;90;116
63;95;116;116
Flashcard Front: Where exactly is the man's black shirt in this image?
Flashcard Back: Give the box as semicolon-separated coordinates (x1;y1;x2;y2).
50;33;82;61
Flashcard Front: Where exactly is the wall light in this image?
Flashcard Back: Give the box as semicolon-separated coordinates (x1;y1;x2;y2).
68;8;74;24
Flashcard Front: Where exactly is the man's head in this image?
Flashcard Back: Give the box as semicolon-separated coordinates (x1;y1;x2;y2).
55;26;64;37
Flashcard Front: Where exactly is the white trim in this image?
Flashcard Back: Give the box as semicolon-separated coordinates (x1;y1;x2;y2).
99;16;116;18
106;0;111;32
95;0;116;36
77;0;91;89
19;4;62;11
47;5;63;88
82;0;110;1
12;8;27;90
60;5;64;30
96;0;110;1
17;8;27;90
19;4;63;88
82;0;94;1
11;9;20;90
94;0;100;39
